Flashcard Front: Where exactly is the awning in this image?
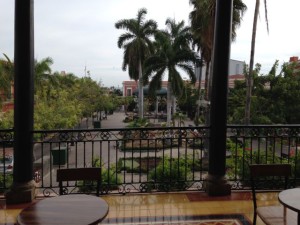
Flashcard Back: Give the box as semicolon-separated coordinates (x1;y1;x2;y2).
133;86;167;96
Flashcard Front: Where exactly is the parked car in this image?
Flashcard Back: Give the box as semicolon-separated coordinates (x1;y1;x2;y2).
0;150;14;174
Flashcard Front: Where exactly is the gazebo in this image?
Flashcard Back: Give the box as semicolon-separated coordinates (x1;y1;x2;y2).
132;86;167;97
133;86;167;115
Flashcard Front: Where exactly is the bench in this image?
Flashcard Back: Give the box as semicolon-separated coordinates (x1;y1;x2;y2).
57;168;101;196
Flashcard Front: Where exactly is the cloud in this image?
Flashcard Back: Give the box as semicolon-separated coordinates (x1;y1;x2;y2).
1;0;299;86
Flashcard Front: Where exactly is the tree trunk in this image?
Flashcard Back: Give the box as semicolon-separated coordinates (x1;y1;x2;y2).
195;59;203;125
138;59;144;118
245;0;260;124
172;96;176;115
166;81;172;126
204;61;211;101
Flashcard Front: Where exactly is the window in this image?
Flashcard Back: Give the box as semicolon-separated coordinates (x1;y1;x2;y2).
126;88;132;96
235;64;240;74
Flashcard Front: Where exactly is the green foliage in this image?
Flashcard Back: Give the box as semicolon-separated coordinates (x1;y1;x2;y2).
117;158;140;173
288;153;300;179
149;156;193;191
0;110;13;129
123;116;134;123
1;57;123;130
172;112;187;127
34;90;82;130
78;157;121;194
126;118;150;128
0;174;13;193
228;60;300;124
0;54;14;103
177;82;198;120
226;138;284;183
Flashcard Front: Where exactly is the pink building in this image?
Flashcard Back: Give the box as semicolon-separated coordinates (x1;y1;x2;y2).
122;75;245;97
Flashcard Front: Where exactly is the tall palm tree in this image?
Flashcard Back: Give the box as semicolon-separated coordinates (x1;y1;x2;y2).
115;8;157;118
34;57;57;100
144;19;197;126
34;57;53;96
245;0;269;124
189;0;247;101
189;0;214;102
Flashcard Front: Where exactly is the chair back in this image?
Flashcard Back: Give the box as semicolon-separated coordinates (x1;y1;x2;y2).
57;167;101;196
249;164;291;210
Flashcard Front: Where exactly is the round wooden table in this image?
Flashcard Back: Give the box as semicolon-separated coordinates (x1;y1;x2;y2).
17;194;109;225
278;188;300;225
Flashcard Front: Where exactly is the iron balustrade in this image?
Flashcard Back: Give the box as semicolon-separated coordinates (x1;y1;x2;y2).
1;125;300;195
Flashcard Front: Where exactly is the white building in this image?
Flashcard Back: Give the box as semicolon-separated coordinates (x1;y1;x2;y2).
195;59;245;81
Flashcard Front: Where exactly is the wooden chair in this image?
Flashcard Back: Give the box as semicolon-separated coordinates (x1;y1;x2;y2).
57;168;101;196
249;164;297;225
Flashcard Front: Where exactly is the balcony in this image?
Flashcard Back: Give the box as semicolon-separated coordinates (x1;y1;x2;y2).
0;191;296;225
1;112;300;224
1;112;300;196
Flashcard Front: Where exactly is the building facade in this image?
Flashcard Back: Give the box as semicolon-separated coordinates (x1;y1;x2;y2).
122;59;246;97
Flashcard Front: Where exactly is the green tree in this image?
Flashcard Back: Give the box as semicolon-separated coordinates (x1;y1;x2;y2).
0;54;14;103
177;82;198;120
74;77;103;121
115;8;157;119
0;110;14;129
227;79;246;124
34;57;58;101
144;19;197;126
228;60;300;124
34;89;81;130
266;62;300;123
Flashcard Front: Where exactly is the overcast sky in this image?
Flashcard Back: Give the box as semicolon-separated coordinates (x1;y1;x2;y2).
1;1;299;87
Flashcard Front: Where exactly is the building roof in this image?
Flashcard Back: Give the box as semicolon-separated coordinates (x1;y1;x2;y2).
133;86;167;96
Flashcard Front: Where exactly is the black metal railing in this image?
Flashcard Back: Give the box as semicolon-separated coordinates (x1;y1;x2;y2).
1;125;300;195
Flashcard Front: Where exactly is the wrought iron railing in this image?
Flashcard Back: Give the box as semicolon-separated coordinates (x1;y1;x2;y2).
1;125;300;195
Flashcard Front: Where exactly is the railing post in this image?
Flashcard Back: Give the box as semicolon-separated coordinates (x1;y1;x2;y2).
5;0;36;204
205;0;233;196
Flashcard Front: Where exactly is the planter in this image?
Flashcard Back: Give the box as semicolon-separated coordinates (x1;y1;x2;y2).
93;121;101;128
51;146;67;165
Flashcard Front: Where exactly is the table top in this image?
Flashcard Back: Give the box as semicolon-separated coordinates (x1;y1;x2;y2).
17;194;109;225
278;188;300;213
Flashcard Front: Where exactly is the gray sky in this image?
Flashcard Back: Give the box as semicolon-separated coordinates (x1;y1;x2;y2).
1;0;299;87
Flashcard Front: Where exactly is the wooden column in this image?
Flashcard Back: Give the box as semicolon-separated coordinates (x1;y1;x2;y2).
205;0;233;196
6;0;36;204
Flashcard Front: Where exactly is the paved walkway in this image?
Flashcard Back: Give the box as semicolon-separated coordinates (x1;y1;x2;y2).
100;112;127;129
99;111;195;129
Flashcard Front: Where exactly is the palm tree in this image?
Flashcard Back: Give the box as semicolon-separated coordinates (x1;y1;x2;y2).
34;57;53;97
245;0;269;124
115;8;157;119
144;19;197;126
189;0;247;119
189;0;215;101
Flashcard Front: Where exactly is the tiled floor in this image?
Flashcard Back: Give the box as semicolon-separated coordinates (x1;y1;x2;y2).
0;191;286;225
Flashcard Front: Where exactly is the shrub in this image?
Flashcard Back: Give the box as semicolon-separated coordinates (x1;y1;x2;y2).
117;158;140;172
0;174;13;193
149;156;192;191
78;157;121;194
117;157;163;173
126;118;150;128
225;138;284;185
